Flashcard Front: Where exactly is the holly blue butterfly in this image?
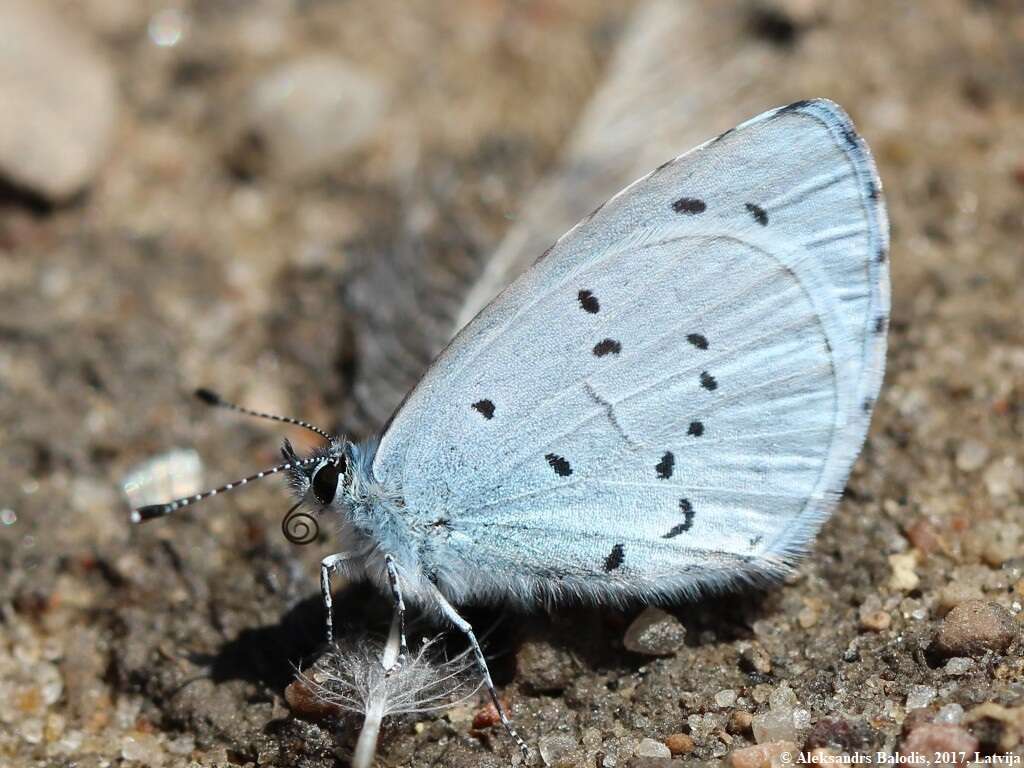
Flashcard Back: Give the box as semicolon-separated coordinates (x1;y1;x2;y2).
132;98;889;754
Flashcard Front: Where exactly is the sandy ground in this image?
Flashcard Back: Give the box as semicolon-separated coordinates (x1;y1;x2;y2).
1;1;1023;767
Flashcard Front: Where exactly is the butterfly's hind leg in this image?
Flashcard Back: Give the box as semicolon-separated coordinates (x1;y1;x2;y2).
383;554;409;673
320;552;354;645
428;583;530;759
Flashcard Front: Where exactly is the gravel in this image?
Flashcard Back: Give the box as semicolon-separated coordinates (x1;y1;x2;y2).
2;2;1024;767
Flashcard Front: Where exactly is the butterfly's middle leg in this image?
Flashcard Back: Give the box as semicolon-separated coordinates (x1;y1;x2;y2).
320;552;354;645
383;554;409;672
428;582;529;759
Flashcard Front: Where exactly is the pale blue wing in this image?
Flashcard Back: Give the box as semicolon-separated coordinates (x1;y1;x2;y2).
371;99;889;601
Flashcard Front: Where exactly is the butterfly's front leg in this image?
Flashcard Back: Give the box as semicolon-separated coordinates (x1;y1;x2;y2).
383;554;409;673
428;582;530;760
320;552;354;645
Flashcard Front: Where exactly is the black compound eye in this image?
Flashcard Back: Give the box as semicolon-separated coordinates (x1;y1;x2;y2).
311;460;342;505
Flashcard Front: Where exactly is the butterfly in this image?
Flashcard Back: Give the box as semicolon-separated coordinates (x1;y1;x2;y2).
132;98;889;755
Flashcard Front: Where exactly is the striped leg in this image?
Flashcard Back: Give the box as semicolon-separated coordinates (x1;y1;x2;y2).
427;583;529;759
320;553;353;645
383;554;409;673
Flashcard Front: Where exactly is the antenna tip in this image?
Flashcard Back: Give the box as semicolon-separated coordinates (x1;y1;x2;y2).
194;387;221;405
132;505;166;523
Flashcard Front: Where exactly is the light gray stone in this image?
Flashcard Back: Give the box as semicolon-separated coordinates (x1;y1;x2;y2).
0;0;117;200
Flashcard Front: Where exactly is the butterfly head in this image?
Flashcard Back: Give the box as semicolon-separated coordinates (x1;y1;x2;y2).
283;436;351;508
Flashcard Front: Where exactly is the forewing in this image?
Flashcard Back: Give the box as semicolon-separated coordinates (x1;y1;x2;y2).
372;99;889;595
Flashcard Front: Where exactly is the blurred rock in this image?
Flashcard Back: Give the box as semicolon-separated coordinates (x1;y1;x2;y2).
284;678;342;720
751;685;809;744
899;723;977;766
739;643;773;674
728;710;755;736
889;552;920;592
964;703;1024;753
636;738;671;758
930;600;1017;659
229;54;386;180
538;733;577;766
623;607;687;656
955;439;989;472
0;0;117;200
729;740;798;768
804;718;879;753
937;582;985;616
665;733;694;755
516;638;578;693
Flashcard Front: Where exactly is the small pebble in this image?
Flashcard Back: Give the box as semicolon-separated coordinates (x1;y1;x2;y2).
538;733;577;766
665;733;694;755
905;518;943;554
121;732;165;766
797;601;820;628
934;703;965;725
983;457;1024;500
739;643;772;674
955;439;990;472
859;608;892;632
937;583;985;616
728;710;754;735
889;552;920;591
943;657;974;676
471;698;507;730
899;723;978;766
623;607;687;656
635;738;671;758
930;600;1017;658
752;710;796;744
230;54;386;180
768;684;797;712
283;678;342;719
729;740;798;768
906;685;936;711
516;639;577;692
0;0;117;200
716;689;738;708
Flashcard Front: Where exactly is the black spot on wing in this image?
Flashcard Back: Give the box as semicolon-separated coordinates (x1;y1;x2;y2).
874;316;887;334
867;180;880;201
545;453;572;477
593;339;622;357
686;333;708;350
671;197;706;215
688;421;704;437
862;397;875;414
663;499;695;539
700;371;717;391
656;451;675;480
471;399;495;419
604;543;625;572
876;247;887;265
578;290;600;314
745;202;768;226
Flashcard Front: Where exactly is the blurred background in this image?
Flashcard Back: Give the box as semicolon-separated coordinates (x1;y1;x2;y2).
1;1;1022;766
